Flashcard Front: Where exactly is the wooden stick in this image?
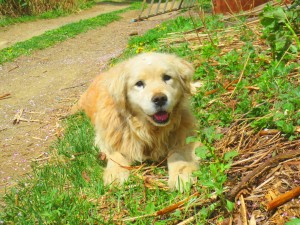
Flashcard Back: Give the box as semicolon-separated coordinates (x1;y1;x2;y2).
266;186;300;211
0;93;11;100
120;213;156;222
18;118;41;123
177;215;196;225
60;82;87;91
156;192;199;215
239;194;248;225
258;129;280;136
205;89;220;96
8;65;19;72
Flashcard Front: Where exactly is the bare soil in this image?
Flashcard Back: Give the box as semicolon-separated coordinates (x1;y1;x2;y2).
0;5;179;194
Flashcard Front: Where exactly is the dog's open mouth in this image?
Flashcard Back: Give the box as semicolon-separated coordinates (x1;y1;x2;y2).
152;111;169;124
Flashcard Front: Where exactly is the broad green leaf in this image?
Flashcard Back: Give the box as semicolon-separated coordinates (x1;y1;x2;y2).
285;218;300;225
224;151;238;161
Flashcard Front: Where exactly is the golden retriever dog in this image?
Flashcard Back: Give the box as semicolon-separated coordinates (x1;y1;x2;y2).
74;52;198;191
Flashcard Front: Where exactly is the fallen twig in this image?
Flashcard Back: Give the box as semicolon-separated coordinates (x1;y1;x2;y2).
239;194;248;225
176;215;196;225
0;93;11;100
156;192;199;216
18;118;41;123
109;157;143;171
31;156;51;162
266;186;300;211
13;108;24;124
229;53;251;99
259;129;280;136
8;65;19;72
60;82;87;91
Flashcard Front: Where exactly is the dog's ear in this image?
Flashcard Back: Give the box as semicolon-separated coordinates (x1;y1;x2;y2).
106;63;128;111
173;57;195;94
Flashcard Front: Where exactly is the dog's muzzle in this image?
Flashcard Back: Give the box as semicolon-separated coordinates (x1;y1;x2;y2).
149;93;170;125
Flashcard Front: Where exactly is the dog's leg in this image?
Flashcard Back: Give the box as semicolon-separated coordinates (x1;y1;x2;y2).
103;151;131;186
167;146;198;192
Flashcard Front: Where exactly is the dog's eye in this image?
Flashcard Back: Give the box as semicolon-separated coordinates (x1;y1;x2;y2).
135;81;144;88
163;74;172;82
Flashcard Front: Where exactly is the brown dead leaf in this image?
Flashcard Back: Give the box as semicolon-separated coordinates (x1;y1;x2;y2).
81;171;91;183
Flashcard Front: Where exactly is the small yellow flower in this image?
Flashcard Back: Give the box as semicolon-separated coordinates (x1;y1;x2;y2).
136;47;144;53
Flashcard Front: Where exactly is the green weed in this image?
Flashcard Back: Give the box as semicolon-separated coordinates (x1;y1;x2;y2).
260;2;300;60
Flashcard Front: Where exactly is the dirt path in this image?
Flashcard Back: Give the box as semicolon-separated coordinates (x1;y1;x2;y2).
0;2;129;50
0;5;179;194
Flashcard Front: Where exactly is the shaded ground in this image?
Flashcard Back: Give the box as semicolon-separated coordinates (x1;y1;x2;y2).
0;5;180;194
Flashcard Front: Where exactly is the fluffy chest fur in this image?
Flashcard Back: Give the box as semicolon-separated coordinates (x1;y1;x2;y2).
94;99;189;163
126;115;181;162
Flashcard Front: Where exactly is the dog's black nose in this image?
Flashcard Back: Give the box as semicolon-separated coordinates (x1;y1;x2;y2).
152;94;168;107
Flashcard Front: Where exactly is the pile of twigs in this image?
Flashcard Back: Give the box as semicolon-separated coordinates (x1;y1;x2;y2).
219;122;300;224
160;18;265;55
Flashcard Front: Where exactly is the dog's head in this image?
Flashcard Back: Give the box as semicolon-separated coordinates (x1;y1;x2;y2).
107;53;194;126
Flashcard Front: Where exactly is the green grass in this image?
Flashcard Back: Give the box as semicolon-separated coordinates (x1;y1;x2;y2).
1;3;299;224
0;113;194;223
0;2;141;65
0;113;236;224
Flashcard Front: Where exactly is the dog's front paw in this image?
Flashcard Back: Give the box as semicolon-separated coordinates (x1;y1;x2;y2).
168;174;195;192
103;167;130;186
168;172;196;192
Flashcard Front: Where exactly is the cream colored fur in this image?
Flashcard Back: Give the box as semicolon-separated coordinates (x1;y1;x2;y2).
75;52;199;191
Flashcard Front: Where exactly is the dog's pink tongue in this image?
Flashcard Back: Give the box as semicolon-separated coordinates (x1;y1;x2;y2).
153;111;169;122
